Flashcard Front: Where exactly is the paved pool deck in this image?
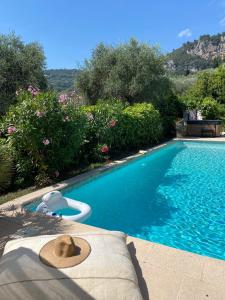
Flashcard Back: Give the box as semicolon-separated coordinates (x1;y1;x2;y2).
176;136;225;142
1;213;225;300
1;137;225;299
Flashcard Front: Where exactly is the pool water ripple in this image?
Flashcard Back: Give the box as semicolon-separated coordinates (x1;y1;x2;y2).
27;141;225;260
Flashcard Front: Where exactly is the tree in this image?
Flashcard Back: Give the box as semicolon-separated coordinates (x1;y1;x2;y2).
200;97;220;119
76;39;172;106
181;65;225;109
0;33;47;114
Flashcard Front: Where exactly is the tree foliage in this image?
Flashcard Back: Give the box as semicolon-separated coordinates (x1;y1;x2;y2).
182;66;225;109
167;48;211;75
0;33;47;114
199;97;220;119
180;66;225;119
76;39;172;106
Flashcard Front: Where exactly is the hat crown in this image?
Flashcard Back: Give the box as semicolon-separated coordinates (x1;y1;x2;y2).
54;235;78;258
39;235;91;268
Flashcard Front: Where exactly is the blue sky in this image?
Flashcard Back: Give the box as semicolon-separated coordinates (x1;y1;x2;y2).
1;0;225;69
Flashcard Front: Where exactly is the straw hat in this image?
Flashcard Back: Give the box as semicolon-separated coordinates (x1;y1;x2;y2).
39;235;91;268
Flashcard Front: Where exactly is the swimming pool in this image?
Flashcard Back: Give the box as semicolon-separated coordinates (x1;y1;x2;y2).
27;141;225;260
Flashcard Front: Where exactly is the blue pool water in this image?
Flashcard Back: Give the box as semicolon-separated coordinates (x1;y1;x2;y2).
54;208;80;216
27;141;225;260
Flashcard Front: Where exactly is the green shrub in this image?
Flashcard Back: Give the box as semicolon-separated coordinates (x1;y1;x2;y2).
1;90;87;185
123;103;163;147
0;92;163;188
0;142;14;192
82;100;126;160
200;97;220;119
82;101;162;161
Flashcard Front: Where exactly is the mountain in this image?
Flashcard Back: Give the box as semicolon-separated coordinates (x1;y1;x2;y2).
167;32;225;75
46;33;225;90
45;69;80;92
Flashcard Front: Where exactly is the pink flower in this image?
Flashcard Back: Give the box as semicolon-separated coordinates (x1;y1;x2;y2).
86;112;94;121
55;170;60;177
63;116;70;122
7;126;16;134
59;94;68;104
42;138;50;145
36;111;44;118
108;119;117;128
28;85;39;96
100;145;109;154
32;89;39;96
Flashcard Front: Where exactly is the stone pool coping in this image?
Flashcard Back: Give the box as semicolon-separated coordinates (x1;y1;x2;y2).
1;137;225;299
1;213;225;299
0;140;173;211
2;136;225;212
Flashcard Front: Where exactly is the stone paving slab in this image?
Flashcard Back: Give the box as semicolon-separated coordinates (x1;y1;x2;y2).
1;137;225;299
1;214;225;300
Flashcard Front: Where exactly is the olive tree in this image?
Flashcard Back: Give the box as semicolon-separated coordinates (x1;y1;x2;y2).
76;39;174;105
0;33;47;114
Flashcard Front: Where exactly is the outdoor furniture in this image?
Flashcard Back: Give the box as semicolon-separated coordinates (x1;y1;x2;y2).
201;128;215;137
0;231;143;300
186;120;221;137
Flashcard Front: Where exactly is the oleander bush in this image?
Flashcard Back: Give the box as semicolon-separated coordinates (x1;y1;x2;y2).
82;100;126;161
0;90;87;185
0;91;163;188
82;101;163;161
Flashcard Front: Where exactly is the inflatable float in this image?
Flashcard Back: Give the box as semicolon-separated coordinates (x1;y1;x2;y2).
36;191;92;222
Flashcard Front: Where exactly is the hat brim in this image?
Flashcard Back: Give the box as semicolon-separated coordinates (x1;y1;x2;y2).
39;237;91;268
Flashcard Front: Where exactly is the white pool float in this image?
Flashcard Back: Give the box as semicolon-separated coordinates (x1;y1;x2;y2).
36;191;91;222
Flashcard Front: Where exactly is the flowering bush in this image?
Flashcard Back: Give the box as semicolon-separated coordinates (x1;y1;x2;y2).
82;100;162;161
81;100;126;161
1;91;87;185
0;93;163;188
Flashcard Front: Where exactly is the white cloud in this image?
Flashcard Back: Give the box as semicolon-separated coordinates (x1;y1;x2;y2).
178;28;192;38
219;17;225;26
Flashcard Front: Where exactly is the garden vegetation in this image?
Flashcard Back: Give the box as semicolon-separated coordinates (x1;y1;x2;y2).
181;65;225;119
2;34;223;198
0;33;47;114
0;91;163;189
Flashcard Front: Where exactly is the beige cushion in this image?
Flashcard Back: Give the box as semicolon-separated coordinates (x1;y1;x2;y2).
0;231;143;300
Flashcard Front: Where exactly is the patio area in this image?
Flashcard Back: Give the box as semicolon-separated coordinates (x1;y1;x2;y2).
1;211;225;300
1;137;225;299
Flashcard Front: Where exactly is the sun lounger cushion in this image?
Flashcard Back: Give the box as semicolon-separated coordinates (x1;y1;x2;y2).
0;231;143;300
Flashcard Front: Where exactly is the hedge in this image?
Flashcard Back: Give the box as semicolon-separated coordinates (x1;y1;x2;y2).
0;93;163;187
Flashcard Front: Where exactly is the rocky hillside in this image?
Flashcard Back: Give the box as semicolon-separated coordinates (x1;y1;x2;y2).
167;32;225;75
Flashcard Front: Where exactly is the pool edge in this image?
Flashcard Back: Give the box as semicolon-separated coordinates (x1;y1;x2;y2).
0;139;177;211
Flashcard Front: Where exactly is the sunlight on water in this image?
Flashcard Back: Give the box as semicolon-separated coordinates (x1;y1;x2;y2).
27;141;225;260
